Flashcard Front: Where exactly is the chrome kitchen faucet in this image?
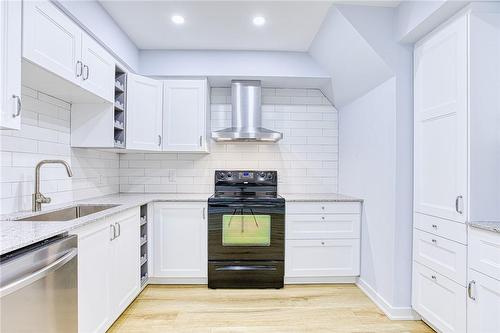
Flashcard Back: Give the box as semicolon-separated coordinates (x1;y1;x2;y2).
32;160;73;212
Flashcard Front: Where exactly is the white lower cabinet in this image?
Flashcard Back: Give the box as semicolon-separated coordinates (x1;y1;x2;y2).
285;239;360;277
152;202;207;281
467;269;500;333
412;262;466;333
72;208;140;333
285;201;361;282
109;209;141;318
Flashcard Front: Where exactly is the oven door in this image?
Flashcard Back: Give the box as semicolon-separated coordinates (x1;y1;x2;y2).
208;201;285;261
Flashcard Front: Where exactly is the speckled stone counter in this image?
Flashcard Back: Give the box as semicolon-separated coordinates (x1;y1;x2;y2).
281;193;363;202
468;221;500;234
0;193;211;255
1;192;362;255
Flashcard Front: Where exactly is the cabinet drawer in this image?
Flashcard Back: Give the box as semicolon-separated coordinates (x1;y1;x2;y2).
287;202;361;215
285;239;360;277
286;214;360;240
412;261;466;333
469;227;500;281
413;229;467;285
415;212;467;244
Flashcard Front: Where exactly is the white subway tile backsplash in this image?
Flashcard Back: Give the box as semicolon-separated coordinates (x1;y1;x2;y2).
119;87;339;195
0;87;119;214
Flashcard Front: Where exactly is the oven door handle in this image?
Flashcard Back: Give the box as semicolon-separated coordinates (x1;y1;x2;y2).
215;265;277;272
212;203;281;209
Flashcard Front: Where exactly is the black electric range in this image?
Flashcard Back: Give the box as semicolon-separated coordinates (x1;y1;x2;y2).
207;170;285;289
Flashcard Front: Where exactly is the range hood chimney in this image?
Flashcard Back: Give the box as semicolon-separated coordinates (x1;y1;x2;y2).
211;80;283;142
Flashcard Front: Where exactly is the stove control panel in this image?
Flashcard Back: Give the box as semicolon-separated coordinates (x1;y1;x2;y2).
215;170;277;184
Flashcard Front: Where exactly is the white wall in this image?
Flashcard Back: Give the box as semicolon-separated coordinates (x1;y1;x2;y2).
119;87;339;195
139;50;328;79
334;4;414;314
339;77;397;305
0;87;119;215
56;0;140;71
396;0;468;43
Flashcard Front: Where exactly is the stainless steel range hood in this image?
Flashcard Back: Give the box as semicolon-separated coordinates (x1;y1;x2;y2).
211;80;283;142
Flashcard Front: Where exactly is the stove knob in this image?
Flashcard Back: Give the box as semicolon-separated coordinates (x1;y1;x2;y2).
226;172;232;179
257;172;266;179
217;172;226;180
266;172;273;180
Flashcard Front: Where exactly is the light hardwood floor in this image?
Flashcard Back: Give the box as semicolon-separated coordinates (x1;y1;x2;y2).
108;284;434;333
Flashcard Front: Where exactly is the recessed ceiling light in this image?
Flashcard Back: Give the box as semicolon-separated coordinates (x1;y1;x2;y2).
171;15;185;25
253;16;266;26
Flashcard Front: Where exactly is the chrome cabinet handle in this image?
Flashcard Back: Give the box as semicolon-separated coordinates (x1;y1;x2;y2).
468;280;476;300
158;135;162;146
115;222;121;238
83;64;89;80
431;239;437;244
202;207;206;220
455;195;463;214
110;224;116;240
12;95;21;117
199;135;203;147
432;224;438;229
76;60;83;77
431;275;437;280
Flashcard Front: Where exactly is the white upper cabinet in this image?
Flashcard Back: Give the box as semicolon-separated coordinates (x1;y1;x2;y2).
126;74;163;151
0;0;22;130
162;79;209;152
23;0;82;85
80;34;115;102
414;14;468;223
23;0;114;103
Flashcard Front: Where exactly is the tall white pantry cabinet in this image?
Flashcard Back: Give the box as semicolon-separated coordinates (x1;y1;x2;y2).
412;4;500;333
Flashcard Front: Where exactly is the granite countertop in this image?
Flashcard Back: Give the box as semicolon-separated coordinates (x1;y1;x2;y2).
468;221;500;234
0;192;362;255
282;193;363;202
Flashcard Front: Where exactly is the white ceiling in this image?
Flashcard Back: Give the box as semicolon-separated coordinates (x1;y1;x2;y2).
99;1;333;51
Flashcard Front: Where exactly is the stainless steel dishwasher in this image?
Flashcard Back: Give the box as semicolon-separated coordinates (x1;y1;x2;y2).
0;234;78;332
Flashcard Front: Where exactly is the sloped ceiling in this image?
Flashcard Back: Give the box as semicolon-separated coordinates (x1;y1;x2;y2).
308;6;394;107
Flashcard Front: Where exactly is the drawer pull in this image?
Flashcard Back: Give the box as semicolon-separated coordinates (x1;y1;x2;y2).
431;239;437;244
321;216;325;220
321;241;325;245
432;224;438;229
468;280;476;300
321;206;325;210
431;275;437;280
455;195;463;214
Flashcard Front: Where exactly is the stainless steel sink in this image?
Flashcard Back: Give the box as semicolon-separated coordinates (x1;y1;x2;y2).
15;204;119;221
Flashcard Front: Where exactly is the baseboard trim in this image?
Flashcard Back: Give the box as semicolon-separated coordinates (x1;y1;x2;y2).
148;277;208;284
356;278;421;321
285;276;357;284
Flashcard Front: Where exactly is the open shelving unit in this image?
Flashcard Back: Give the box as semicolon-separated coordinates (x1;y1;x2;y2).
140;204;148;287
114;65;127;148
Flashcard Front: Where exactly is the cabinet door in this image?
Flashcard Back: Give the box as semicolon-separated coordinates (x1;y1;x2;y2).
153;202;207;278
110;209;140;318
72;219;112;333
162;80;207;152
285;239;360;277
412;262;466;333
468;269;500;333
80;34;114;102
23;0;81;85
0;0;22;130
414;14;468;223
126;74;163;151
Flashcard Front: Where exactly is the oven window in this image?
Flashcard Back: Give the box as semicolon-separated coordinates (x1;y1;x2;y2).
222;215;271;246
